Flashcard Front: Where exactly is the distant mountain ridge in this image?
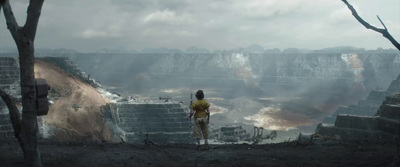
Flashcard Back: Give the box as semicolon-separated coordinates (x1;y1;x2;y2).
1;45;398;54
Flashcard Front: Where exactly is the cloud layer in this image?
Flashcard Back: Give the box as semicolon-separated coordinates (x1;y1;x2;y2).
0;0;399;52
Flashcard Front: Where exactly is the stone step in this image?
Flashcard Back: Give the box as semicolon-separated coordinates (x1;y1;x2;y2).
119;117;188;123
382;96;400;105
0;117;11;126
0;124;13;131
120;126;191;133
330;106;348;117
387;80;400;92
117;103;182;109
331;114;400;137
366;91;390;101
119;120;190;126
118;112;187;118
322;116;336;124
332;107;376;117
377;104;400;120
347;107;378;116
0;114;9;120
115;102;192;143
0;130;14;138
118;108;186;114
376;117;400;136
357;99;381;109
316;126;384;139
335;114;378;130
119;121;190;129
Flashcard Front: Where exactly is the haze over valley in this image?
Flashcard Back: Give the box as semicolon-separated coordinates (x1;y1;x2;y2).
10;46;397;141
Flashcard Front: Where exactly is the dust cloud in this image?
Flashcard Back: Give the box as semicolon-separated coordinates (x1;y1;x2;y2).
34;60;114;141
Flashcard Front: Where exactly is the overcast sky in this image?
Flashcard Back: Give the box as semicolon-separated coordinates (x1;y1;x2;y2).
0;0;399;52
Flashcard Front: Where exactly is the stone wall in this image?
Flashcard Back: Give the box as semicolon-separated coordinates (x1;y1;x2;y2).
0;111;14;138
0;57;20;139
62;52;400;99
108;101;193;144
0;57;19;88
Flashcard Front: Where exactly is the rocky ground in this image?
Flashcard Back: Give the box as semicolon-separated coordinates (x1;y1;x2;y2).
0;137;397;167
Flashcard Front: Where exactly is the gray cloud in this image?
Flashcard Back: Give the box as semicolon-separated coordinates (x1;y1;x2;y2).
0;0;399;52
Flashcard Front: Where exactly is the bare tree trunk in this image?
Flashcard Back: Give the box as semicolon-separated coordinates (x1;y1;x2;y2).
19;43;41;167
1;0;44;166
0;89;28;158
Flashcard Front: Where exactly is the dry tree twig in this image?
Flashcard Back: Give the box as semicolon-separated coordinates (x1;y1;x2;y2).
342;0;400;50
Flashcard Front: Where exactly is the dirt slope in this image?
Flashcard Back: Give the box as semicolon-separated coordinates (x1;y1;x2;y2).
34;59;112;141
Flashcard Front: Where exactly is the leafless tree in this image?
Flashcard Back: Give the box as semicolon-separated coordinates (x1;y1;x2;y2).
343;1;400;165
342;0;400;51
0;0;44;167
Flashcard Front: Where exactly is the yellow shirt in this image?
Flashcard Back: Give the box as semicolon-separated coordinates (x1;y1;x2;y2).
190;99;210;118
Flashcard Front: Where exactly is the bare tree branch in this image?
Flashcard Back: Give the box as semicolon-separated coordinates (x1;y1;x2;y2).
377;15;388;30
2;0;20;41
342;0;400;50
0;89;30;163
24;0;44;40
0;89;21;136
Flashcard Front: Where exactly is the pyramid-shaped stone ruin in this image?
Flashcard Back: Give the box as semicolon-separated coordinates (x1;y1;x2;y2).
103;101;193;144
323;74;400;124
317;74;400;139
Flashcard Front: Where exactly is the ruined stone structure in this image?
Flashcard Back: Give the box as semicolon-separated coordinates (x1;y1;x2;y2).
317;74;400;139
0;57;20;139
105;101;193;144
323;74;400;124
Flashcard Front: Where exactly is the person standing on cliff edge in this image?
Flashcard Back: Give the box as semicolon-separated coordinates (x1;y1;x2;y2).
189;90;210;150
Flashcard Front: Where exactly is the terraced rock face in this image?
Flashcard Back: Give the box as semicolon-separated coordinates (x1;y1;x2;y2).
317;95;400;140
64;52;400;97
323;74;400;124
317;74;400;140
109;102;193;144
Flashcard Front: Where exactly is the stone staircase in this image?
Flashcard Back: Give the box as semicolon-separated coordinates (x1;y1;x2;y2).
323;74;400;124
105;101;193;144
317;94;400;139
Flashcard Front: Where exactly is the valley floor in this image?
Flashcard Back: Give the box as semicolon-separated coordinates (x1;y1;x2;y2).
0;138;397;167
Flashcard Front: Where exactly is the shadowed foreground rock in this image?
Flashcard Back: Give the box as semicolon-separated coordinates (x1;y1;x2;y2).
0;138;397;167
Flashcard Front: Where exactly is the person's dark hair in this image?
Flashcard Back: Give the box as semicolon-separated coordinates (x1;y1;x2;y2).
195;90;204;100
